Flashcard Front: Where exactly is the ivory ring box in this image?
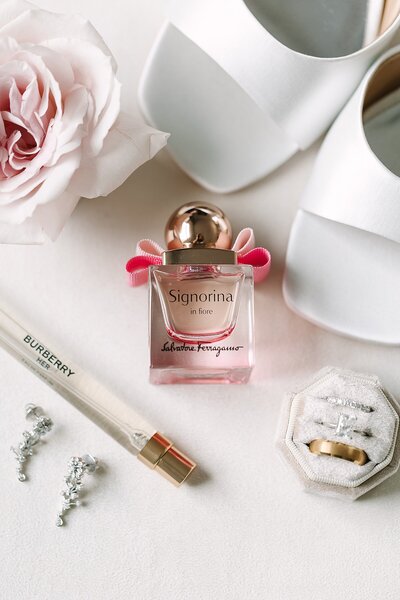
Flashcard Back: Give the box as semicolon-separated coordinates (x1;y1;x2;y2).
276;367;400;500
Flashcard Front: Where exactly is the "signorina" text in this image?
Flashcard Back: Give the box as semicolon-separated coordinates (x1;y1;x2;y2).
168;289;234;306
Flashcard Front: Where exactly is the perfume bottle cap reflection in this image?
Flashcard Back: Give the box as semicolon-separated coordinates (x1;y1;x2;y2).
165;202;233;250
164;202;236;265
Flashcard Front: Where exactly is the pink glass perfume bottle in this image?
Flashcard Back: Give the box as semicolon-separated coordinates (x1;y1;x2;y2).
149;203;254;384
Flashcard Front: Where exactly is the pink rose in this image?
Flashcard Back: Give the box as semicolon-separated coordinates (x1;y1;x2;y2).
0;0;168;243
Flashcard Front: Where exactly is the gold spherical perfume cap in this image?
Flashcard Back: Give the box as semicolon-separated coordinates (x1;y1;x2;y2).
165;202;232;250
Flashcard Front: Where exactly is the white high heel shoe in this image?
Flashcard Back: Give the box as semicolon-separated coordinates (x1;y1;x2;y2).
139;0;400;192
284;46;400;344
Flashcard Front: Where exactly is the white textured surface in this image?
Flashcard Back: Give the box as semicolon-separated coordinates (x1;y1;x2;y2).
1;1;400;599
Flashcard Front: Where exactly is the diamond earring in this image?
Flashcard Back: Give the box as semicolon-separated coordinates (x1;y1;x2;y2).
56;454;99;527
11;404;53;482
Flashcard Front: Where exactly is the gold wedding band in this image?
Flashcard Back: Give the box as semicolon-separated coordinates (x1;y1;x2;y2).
308;439;369;466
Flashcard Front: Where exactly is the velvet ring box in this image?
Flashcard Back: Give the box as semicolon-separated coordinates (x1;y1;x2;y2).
276;367;400;500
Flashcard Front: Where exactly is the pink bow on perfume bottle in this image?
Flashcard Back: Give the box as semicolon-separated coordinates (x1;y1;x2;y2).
126;228;271;286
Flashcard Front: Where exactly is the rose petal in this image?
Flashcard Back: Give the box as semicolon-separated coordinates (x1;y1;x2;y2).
0;148;81;222
1;8;117;70
30;189;81;241
0;189;80;242
20;76;41;120
26;44;75;99
8;77;22;116
15;51;64;117
43;38;120;156
0;75;12;109
0;122;57;197
68;112;169;198
0;60;35;93
0;0;32;30
48;85;88;165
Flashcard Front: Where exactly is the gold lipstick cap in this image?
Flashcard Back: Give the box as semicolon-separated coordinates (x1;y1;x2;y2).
138;432;196;486
163;202;236;265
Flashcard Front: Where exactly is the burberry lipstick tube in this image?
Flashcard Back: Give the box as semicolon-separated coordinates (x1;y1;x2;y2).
0;305;196;485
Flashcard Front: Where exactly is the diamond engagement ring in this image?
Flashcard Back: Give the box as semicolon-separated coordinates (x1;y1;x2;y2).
315;413;372;438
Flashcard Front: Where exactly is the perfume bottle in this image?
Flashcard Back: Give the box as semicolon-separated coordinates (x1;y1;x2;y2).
149;202;254;384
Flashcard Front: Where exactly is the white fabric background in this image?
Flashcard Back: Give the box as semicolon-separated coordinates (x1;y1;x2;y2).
1;1;400;599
